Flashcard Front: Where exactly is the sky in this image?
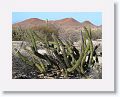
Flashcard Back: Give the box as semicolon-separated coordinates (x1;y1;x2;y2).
12;12;102;26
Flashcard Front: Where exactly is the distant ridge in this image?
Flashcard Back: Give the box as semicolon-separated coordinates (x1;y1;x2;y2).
12;18;102;34
12;18;102;41
13;18;100;28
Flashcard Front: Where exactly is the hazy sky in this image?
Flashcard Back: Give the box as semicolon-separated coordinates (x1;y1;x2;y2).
12;12;102;26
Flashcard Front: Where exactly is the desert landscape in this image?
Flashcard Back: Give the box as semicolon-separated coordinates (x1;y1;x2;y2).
12;17;102;79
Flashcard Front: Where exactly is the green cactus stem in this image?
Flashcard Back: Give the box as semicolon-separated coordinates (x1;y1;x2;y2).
52;34;60;53
57;38;70;68
15;49;34;66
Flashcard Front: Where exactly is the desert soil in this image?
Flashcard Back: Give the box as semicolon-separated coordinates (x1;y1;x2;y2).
12;41;102;79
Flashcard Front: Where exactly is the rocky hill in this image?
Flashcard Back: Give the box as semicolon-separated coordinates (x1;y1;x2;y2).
12;18;102;41
13;18;101;30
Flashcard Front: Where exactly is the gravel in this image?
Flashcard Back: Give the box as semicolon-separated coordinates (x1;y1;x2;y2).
12;41;102;79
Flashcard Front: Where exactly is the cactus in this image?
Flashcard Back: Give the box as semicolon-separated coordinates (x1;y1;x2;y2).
57;37;70;68
15;49;34;66
27;29;37;51
15;27;100;79
52;33;60;53
67;43;90;73
84;27;94;65
35;63;46;73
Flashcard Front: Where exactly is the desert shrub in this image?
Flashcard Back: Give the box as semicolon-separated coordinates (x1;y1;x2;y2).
91;29;102;40
12;25;59;41
81;29;102;41
12;27;25;41
14;27;100;79
29;25;59;41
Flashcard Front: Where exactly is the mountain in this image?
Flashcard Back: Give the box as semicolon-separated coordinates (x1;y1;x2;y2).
13;18;102;41
13;18;46;28
54;18;81;26
13;18;100;30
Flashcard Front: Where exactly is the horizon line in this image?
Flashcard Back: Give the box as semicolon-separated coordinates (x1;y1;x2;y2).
12;17;102;26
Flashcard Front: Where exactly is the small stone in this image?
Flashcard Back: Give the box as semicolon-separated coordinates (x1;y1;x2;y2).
38;74;44;78
47;77;54;79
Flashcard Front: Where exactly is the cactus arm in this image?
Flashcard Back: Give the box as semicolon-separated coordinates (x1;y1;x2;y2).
89;41;94;64
53;49;66;69
35;64;45;73
67;43;89;73
84;27;94;65
15;50;34;66
80;31;85;49
80;45;90;74
29;30;37;51
53;51;68;78
57;38;70;67
65;40;75;64
65;42;81;73
40;63;46;72
44;35;51;55
52;34;60;53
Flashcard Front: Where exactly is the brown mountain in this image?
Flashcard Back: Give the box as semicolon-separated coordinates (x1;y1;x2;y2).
13;18;46;28
13;18;99;30
54;18;80;26
13;18;102;41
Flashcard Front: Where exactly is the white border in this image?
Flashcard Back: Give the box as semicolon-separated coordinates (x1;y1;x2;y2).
0;0;114;91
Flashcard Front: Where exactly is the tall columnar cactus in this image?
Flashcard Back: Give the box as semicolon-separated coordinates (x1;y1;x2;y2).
57;37;70;68
84;27;94;65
